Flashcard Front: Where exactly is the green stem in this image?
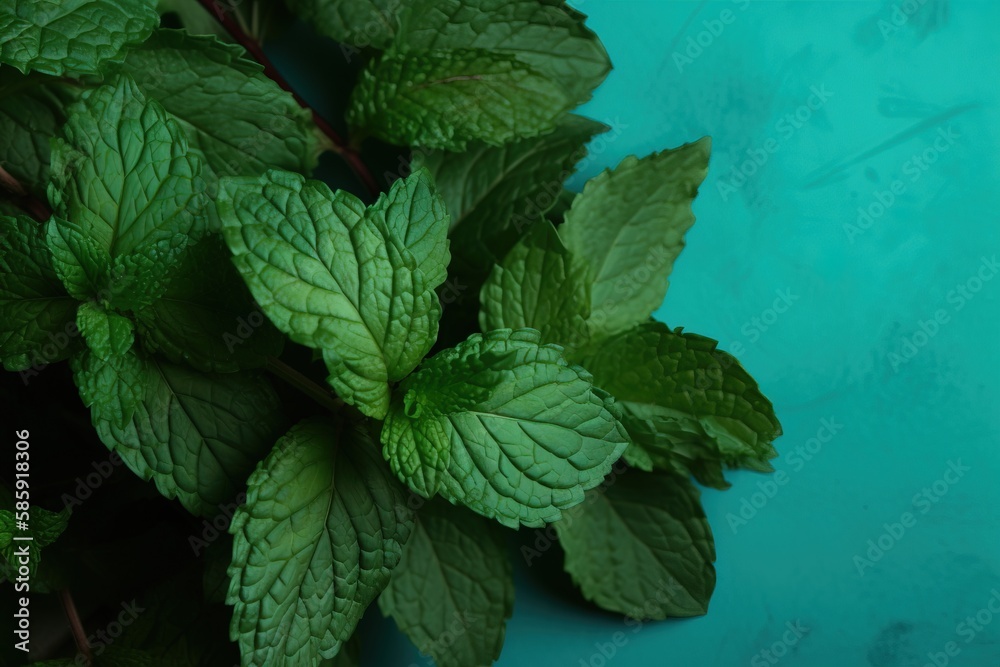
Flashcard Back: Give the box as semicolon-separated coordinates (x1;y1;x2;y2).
265;356;344;414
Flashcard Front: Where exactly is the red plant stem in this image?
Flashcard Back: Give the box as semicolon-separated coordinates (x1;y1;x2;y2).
195;0;380;197
59;589;94;666
0;165;51;221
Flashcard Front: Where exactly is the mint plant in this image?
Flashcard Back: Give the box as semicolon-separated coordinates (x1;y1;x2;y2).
0;1;781;666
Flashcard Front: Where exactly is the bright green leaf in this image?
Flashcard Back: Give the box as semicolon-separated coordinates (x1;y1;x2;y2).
219;168;449;418
0;0;159;76
118;29;320;180
0;214;77;371
576;321;781;488
48;74;207;260
560;139;711;338
416;114;607;283
556;471;716;618
381;328;629;528
77;301;134;359
228;418;414;667
348;48;572;150
71;347;284;516
380;499;514;667
136;236;283;372
480;219;591;348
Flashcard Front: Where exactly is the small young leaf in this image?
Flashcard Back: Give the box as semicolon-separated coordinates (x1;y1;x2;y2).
380;499;514;667
560;139;711;338
219;168;449;418
118;30;321;181
480;219;591;348
556;471;716;618
348;48;572;151
136;237;284;372
0;214;77;371
72;348;284;516
228;418;414;667
0;0;159;76
576;321;781;488
381;328;629;528
48;74;207;261
45;217;112;301
416;114;607;283
76;301;134;359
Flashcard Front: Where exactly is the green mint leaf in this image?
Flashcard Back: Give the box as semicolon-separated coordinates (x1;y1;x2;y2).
48;74;207;261
71;348;284;516
118;29;320;181
396;0;610;106
0;504;69;582
379;499;514;667
0;0;159;76
577;321;781;488
228;418;414;667
286;0;398;50
76;301;134;359
45;217;112;301
349;48;571;150
105;234;190;310
219;168;449;419
556;471;716;618
416;115;607;283
381;328;629;528
479;219;591;348
560;139;711;338
136;236;283;372
0;214;77;371
0;69;77;195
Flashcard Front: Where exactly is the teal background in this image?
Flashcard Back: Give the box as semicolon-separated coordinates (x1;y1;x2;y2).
282;1;1000;665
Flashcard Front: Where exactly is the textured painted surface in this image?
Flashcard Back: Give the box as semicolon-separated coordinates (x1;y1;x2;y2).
279;1;1000;664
